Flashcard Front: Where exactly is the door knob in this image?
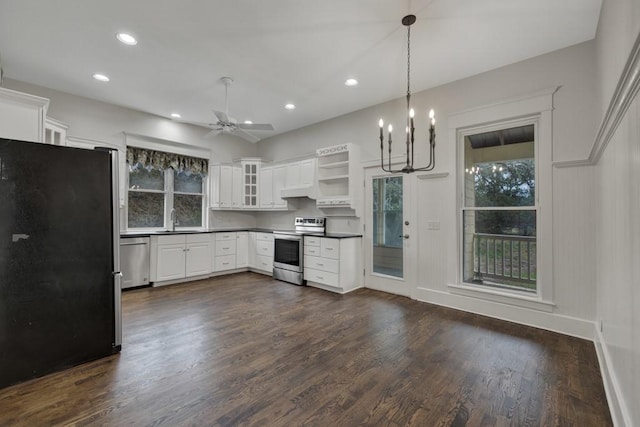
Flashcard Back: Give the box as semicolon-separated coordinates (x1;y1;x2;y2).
399;234;410;239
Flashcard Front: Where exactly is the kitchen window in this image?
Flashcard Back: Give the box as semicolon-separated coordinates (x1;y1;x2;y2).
126;147;208;229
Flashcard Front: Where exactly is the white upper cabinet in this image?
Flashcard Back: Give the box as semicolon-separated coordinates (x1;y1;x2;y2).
241;159;260;209
44;117;68;146
280;157;316;199
211;157;312;211
299;158;315;187
272;164;287;208
0;87;49;143
260;166;274;208
232;165;242;208
286;161;302;188
260;164;288;210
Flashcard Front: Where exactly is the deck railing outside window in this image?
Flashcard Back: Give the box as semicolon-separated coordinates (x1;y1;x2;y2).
472;233;536;291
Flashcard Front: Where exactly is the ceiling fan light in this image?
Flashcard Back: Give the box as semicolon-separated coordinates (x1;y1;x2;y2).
345;78;358;87
116;32;137;45
170;113;181;118
244;120;253;124
285;103;296;110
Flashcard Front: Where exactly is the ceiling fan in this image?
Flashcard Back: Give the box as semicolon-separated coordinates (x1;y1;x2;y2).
184;77;274;143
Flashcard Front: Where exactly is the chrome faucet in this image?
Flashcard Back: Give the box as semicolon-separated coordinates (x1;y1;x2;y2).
170;208;177;232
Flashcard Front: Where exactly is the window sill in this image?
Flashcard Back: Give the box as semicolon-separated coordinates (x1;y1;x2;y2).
447;283;555;312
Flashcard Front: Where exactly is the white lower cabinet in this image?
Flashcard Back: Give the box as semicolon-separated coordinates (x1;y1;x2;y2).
185;235;212;277
156;240;186;282
214;232;238;272
303;236;362;293
151;234;212;284
236;232;249;268
250;232;274;274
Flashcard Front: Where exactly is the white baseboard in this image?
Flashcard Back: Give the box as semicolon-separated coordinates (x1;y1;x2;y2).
414;287;594;340
594;328;632;427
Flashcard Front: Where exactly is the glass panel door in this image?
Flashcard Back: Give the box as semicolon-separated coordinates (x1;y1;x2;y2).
372;176;403;278
364;168;415;297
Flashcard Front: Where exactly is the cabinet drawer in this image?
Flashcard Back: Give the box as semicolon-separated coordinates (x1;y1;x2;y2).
304;245;320;256
187;233;211;244
304;236;321;247
256;233;274;242
304;255;339;274
256;240;274;257
215;255;236;271
304;267;339;287
321;238;340;259
216;239;237;256
157;234;186;245
255;254;273;272
216;232;236;241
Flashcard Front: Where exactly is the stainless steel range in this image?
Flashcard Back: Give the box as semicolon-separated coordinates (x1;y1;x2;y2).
272;217;325;286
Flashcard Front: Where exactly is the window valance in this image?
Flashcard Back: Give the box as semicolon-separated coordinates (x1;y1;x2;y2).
126;146;208;176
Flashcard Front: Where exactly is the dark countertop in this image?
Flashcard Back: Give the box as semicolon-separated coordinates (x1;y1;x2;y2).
121;228;362;239
323;232;363;239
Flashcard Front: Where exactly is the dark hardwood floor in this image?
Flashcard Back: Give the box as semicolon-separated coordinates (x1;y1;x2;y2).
0;272;612;426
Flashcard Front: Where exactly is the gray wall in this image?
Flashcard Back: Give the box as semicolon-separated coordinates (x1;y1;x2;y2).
258;39;599;321
3;78;258;163
594;0;640;425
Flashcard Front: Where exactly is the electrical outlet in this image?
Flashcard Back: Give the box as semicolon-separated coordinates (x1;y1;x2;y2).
599;319;604;333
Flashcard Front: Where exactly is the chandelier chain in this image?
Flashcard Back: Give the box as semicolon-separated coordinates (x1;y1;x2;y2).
407;24;411;97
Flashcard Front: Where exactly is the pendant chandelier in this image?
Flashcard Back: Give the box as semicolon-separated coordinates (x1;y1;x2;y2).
379;14;436;174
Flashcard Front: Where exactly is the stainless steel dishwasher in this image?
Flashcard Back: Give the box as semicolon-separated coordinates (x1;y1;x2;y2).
119;237;150;289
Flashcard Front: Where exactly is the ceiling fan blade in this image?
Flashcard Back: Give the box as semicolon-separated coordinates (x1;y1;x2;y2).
238;123;274;131
213;110;229;124
178;119;219;129
204;128;223;139
232;129;260;143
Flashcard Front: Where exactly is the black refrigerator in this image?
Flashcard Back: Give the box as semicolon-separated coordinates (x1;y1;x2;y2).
0;138;122;389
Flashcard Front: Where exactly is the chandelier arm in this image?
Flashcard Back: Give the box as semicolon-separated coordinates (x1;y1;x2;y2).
388;134;392;172
413;141;436;172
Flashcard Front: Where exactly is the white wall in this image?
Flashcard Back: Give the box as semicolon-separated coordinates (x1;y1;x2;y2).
2;78;260;229
3;78;258;163
258;40;599;326
593;1;640;425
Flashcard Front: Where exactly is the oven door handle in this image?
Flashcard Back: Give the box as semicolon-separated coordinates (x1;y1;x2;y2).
273;234;303;241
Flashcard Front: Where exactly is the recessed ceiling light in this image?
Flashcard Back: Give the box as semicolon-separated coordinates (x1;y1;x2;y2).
345;78;358;87
116;32;137;46
285;103;296;110
171;113;181;119
92;73;110;82
244;120;253;124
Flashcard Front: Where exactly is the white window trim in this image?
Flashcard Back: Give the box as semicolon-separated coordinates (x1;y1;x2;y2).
449;87;557;310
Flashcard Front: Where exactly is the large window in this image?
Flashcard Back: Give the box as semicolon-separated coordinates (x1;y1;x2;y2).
462;123;537;293
126;147;207;229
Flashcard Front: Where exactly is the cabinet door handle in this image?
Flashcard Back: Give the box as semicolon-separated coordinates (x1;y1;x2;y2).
317;275;324;280
326;247;333;251
317;263;324;267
